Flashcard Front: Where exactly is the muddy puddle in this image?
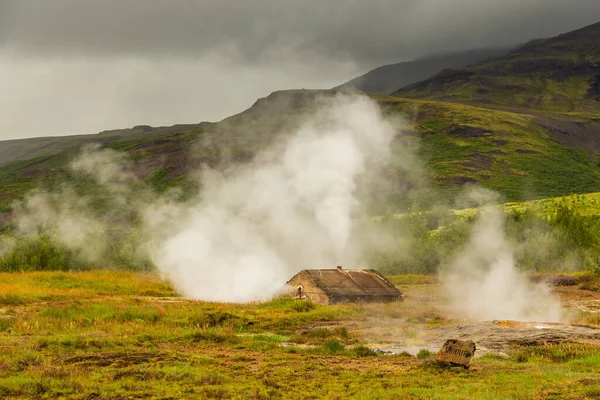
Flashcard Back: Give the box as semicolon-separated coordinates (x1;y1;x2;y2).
372;320;600;357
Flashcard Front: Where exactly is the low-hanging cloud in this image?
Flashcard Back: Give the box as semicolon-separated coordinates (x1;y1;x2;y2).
2;0;598;64
0;0;599;139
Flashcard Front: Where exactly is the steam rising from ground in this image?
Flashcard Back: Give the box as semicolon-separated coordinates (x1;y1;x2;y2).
444;189;564;322
1;94;398;302
144;95;397;301
0;94;568;318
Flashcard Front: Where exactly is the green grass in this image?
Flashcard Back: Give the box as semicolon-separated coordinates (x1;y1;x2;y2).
1;271;600;399
394;32;600;113
376;96;600;202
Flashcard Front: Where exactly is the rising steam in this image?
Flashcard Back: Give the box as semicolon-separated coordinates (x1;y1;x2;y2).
143;95;398;301
443;189;564;322
0;93;569;319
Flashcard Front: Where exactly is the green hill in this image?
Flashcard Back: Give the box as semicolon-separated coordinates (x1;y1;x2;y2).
1;23;600;225
393;21;600;113
2;89;600;221
376;95;600;200
0;90;335;219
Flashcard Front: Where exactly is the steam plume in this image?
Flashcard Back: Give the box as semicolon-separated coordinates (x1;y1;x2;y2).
143;95;398;302
443;189;564;322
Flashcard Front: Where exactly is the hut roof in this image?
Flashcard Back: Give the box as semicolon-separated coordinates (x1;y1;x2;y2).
290;268;402;298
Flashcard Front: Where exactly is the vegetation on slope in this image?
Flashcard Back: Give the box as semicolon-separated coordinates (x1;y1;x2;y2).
3;89;600;219
394;21;600;113
335;46;510;95
376;96;600;202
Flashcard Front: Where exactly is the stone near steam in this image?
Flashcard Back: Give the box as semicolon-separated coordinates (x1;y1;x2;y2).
435;339;476;368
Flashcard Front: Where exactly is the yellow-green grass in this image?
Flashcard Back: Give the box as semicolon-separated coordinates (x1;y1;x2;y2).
1;271;600;398
379;191;600;221
387;274;440;285
454;191;600;219
373;95;600;202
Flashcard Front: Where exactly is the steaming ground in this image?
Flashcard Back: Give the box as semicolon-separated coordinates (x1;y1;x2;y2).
0;93;566;321
444;190;564;322
144;95;397;301
2;94;399;302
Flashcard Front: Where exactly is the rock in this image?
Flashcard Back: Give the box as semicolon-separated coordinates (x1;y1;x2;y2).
435;339;476;369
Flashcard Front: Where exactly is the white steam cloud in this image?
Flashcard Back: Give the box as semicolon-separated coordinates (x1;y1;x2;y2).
144;95;398;302
0;93;569;321
444;189;564;322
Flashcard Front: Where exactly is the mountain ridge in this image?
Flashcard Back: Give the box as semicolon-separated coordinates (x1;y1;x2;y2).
393;21;600;113
336;47;511;94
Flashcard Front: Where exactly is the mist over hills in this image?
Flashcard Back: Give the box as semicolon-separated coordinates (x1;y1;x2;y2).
394;21;600;112
1;20;600;225
336;47;512;94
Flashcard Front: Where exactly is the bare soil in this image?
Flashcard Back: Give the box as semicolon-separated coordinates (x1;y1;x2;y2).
344;282;600;357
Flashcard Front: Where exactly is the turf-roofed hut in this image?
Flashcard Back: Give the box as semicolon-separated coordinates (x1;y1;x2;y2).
287;266;403;305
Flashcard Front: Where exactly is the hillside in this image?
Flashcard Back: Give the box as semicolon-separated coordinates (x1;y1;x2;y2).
2;87;600;230
393;21;600;113
0;123;206;166
336;47;510;94
0;90;337;220
375;95;600;200
1;23;600;225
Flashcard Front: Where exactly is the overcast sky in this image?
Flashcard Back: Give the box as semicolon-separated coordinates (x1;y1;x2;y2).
1;0;599;140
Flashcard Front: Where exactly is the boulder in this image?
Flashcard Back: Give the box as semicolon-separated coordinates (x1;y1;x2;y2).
435;339;476;369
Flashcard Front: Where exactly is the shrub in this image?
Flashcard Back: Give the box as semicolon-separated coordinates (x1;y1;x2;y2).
322;340;345;354
416;349;435;359
353;345;377;357
0;234;74;272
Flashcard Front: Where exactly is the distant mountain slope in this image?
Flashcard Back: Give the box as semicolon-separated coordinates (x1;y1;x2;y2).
376;95;600;200
2;89;600;225
393;21;600;112
0;123;206;166
336;47;511;94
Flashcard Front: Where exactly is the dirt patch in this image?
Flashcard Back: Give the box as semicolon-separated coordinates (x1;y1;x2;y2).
342;281;600;358
515;148;542;155
448;125;491;138
20;168;52;178
0;212;12;226
63;352;165;367
439;176;480;187
432;321;600;352
374;321;600;357
537;115;600;155
461;153;495;170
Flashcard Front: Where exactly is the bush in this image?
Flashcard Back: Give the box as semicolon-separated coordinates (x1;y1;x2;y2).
353;345;377;357
369;200;600;275
0;228;154;272
322;341;345;354
0;234;74;272
416;349;435;359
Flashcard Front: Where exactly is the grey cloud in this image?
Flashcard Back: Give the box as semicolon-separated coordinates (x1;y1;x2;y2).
2;0;599;65
0;0;599;139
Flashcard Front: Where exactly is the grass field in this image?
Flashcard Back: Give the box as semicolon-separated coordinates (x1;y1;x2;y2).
1;271;600;399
